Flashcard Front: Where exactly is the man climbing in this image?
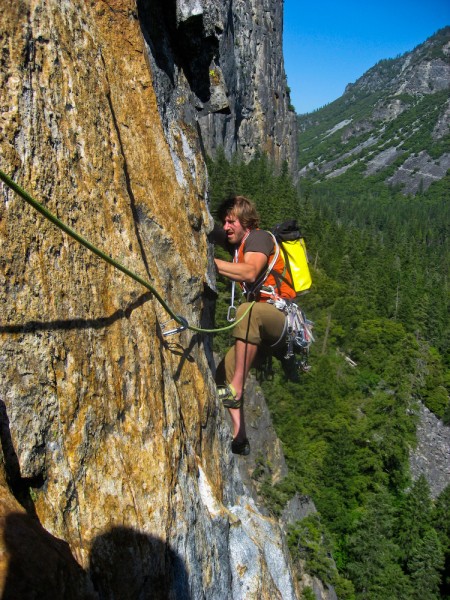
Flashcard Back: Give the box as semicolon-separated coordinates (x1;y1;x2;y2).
213;196;296;455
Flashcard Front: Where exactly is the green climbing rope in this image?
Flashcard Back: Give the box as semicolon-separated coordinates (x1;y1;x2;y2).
0;168;254;334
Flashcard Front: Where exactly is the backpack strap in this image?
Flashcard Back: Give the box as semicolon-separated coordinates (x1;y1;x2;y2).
243;231;280;299
260;232;298;299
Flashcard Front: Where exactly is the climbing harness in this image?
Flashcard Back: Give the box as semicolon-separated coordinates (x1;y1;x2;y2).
0;169;255;336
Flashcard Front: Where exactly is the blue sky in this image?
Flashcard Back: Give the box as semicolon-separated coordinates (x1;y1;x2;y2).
283;0;450;114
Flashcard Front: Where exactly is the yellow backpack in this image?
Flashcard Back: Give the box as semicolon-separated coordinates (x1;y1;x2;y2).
271;220;312;295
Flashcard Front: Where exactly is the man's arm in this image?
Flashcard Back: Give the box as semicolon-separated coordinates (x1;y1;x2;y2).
215;251;268;283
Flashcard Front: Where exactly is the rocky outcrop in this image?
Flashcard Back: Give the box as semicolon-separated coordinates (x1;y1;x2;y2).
386;150;450;195
139;0;298;178
409;402;450;498
344;36;450;98
0;1;299;597
0;454;95;598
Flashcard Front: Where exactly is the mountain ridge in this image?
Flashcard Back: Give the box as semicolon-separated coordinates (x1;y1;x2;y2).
297;27;450;195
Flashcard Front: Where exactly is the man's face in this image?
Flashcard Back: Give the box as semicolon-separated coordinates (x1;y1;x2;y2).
223;213;247;244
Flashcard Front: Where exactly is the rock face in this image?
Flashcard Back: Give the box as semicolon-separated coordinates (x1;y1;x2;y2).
138;0;298;177
409;402;450;499
0;1;299;598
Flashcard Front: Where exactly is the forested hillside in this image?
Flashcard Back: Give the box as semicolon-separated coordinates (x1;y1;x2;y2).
207;151;450;599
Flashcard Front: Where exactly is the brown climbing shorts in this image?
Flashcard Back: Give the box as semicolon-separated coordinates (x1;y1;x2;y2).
232;301;286;346
215;301;286;386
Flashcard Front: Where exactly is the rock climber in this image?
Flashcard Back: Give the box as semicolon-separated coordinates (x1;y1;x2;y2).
213;196;296;455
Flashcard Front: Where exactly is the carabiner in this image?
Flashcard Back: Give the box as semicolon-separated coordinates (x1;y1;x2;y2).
227;305;237;322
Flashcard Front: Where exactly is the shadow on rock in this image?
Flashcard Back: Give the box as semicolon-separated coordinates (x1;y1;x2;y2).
1;512;93;600
89;526;190;600
1;515;190;600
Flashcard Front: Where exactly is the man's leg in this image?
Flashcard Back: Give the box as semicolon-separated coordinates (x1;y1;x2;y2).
216;302;285;453
228;339;258;441
230;338;258;400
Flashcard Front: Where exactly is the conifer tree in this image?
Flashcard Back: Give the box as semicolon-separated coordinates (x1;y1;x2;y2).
432;485;450;597
407;529;445;600
345;489;412;599
396;476;434;567
207;150;450;596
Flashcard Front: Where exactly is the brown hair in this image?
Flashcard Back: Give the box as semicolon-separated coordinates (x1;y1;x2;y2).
216;196;260;230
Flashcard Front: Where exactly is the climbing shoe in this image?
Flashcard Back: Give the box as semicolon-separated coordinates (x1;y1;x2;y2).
231;438;250;456
217;384;242;409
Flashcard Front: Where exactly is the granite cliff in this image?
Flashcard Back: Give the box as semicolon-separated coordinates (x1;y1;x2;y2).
140;0;298;176
0;1;300;598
